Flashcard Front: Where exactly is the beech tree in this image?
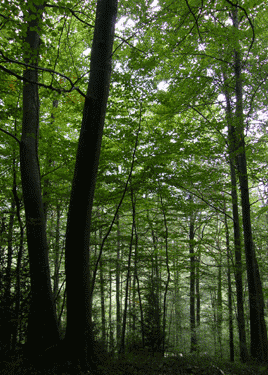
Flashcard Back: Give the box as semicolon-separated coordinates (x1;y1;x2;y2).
0;0;118;367
1;0;268;371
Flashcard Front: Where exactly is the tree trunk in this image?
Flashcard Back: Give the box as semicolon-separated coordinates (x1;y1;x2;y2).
231;6;268;362
217;244;222;358
20;0;59;352
116;212;121;350
109;269;114;352
12;170;24;351
224;207;234;362
160;192;170;356
64;0;117;367
223;71;249;363
189;195;196;353
99;257;106;346
0;200;15;352
196;252;200;328
119;188;135;355
53;205;60;311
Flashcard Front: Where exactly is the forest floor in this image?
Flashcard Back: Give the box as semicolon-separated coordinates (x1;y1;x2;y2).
1;350;268;375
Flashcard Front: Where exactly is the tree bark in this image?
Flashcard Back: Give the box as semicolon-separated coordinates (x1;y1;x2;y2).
116;212;121;349
64;0;117;367
99;257;106;346
189;195;197;353
0;200;15;352
12;168;24;351
223;71;249;363
20;0;59;352
224;207;234;362
119;207;134;355
231;6;268;362
217;242;222;358
160;192;170;356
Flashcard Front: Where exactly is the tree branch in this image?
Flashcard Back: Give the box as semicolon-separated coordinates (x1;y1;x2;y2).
225;0;255;59
0;127;21;144
44;3;94;28
0;50;87;98
90;102;143;299
185;0;203;42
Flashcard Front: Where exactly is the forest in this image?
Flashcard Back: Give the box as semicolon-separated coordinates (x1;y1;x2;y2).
0;0;268;374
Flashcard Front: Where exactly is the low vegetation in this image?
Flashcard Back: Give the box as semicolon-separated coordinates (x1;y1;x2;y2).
1;350;268;375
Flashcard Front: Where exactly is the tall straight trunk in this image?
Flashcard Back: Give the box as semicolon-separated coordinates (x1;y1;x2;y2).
227;249;235;362
132;255;137;333
224;207;234;362
224;73;249;363
132;207;140;336
98;210;106;345
53;205;60;308
160;192;170;355
217;248;222;358
119;188;135;355
64;0;117;367
20;0;59;352
231;6;268;362
189;195;196;352
109;269;113;352
195;251;200;328
0;200;15;351
135;266;144;349
12;166;24;351
99;258;106;345
116;212;121;349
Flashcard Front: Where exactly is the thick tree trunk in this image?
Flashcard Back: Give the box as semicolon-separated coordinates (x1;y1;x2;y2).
64;0;117;367
20;0;59;353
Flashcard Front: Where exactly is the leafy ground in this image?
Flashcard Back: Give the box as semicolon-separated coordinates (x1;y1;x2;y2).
1;351;268;375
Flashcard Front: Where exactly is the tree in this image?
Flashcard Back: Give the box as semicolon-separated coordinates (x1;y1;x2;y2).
1;0;268;370
64;0;118;367
230;5;268;362
20;0;60;352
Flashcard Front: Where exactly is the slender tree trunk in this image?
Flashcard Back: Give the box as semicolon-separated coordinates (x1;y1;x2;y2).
224;207;234;362
12;169;24;351
119;188;135;355
0;200;15;351
116;212;121;350
53;205;60;309
160;192;170;356
109;269;114;352
196;251;200;328
21;0;59;352
217;248;222;358
64;0;117;367
231;7;268;362
135;258;144;350
99;257;106;346
189;195;196;352
223;72;249;363
132;211;140;337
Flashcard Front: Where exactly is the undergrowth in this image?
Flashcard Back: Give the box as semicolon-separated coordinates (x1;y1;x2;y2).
1;350;268;375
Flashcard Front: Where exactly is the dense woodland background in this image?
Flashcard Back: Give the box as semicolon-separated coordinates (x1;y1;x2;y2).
1;0;268;372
